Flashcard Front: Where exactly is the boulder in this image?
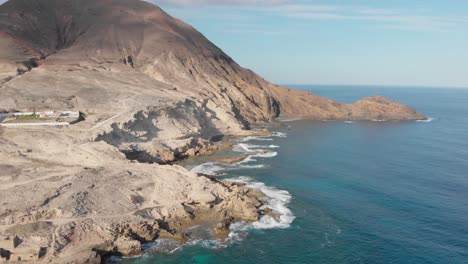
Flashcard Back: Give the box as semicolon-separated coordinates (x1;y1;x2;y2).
114;237;141;256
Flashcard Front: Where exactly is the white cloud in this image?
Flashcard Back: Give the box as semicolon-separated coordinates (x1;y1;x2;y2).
154;1;466;32
152;0;295;7
278;5;464;32
225;28;285;35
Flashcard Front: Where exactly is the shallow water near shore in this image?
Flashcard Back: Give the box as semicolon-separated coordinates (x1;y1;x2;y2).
118;86;468;264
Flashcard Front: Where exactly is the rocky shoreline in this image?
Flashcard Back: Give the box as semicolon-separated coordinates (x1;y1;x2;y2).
0;106;420;263
95;173;269;263
0;122;272;263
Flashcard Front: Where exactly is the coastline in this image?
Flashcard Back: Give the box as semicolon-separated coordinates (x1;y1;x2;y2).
0;121;288;264
0;116;423;263
0;1;427;262
104;129;294;263
107;87;468;264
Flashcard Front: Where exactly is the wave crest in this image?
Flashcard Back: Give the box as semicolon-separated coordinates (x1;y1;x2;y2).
416;117;435;123
228;176;295;232
191;162;225;176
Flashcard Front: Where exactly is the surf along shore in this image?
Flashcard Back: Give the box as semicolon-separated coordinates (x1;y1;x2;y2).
0;120;293;264
132;128;296;259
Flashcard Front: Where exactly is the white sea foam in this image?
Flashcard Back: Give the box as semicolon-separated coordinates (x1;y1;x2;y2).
242;136;274;142
237;164;266;169
187;239;227;250
272;132;287;138
144;174;296;253
234;143;280;153
238;151;278;164
250;144;280;149
227;176;295;231
416;117;435;123
233;141;280;168
145;238;225;257
139;131;294;258
254;151;278;158
191;162;225;176
104;137;285;263
229;132;293;230
233;143;256;153
241;131;287;142
146;239;182;254
344;121;355;124
279;118;303;122
238;156;253;164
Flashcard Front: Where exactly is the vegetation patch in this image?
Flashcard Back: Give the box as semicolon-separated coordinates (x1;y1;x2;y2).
15;114;40;121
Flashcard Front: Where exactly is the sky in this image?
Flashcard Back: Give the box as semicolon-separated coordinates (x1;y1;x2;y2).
151;0;468;88
0;0;466;87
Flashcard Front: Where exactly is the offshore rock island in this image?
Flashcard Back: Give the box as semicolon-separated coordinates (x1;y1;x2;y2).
0;0;425;263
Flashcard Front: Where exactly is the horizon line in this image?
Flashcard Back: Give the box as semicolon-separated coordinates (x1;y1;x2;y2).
281;83;468;89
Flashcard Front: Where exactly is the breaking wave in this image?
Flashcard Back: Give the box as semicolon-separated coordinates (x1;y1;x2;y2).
242;136;274;142
272;132;288;138
416;117;435;123
279;118;303;122
241;131;287;142
233;143;280;153
191;162;225;176
118;131;295;261
229;132;294;233
232;133;284;166
228;176;295;230
238;151;278;164
237;164;266;169
233;143;256;153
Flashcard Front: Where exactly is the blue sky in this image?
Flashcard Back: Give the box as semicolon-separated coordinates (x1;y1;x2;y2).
0;0;465;87
152;0;468;88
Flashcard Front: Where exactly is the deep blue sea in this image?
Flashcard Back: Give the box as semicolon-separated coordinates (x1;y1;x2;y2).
120;85;468;264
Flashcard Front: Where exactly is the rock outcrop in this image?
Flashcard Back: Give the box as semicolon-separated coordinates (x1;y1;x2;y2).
0;129;263;262
270;86;425;120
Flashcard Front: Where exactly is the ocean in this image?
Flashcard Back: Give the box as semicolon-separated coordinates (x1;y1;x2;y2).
117;85;468;264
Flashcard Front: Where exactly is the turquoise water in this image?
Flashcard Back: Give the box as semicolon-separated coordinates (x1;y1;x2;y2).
120;86;468;264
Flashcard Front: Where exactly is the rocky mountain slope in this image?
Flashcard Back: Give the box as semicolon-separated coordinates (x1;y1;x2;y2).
0;0;424;122
0;0;425;263
0;0;425;162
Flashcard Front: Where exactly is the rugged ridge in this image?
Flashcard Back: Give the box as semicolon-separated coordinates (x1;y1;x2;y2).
0;0;283;125
0;0;424;123
0;0;425;263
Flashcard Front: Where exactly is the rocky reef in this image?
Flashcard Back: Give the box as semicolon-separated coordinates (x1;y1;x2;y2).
0;166;264;263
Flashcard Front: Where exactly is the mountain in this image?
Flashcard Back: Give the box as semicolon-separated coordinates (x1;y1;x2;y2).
0;0;424;122
0;0;280;125
0;0;425;263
